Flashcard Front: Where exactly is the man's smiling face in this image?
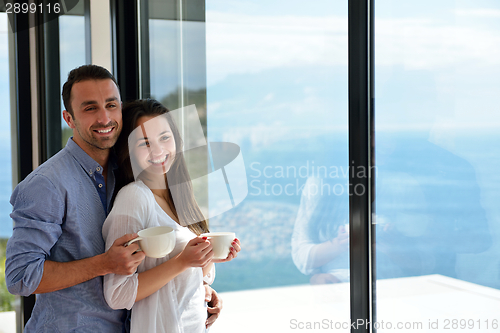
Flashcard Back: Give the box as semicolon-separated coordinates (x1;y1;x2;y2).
64;79;122;156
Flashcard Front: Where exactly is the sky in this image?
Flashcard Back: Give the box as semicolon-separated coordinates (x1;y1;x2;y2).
203;0;500;136
3;1;500;143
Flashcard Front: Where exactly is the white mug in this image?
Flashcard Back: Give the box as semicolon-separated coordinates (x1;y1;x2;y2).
201;232;235;260
126;226;175;258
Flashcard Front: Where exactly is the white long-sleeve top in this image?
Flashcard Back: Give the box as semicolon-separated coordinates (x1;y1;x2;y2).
291;176;349;282
102;180;212;333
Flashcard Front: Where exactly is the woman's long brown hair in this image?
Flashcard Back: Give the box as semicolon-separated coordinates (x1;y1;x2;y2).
114;99;209;235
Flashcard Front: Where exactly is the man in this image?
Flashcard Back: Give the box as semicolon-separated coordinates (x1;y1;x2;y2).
5;65;221;332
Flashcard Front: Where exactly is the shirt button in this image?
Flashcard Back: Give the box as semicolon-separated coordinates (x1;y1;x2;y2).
96;167;101;171
98;184;103;188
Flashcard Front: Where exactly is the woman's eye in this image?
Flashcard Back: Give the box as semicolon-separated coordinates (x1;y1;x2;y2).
138;141;149;147
161;135;170;141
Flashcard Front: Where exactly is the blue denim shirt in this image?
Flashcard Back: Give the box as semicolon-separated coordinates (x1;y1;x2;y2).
5;138;127;333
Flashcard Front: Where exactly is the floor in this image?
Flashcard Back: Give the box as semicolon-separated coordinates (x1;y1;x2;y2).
1;275;499;333
210;274;500;333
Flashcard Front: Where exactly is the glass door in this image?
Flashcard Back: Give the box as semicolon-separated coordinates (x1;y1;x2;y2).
205;1;350;332
146;0;351;331
59;2;87;147
0;9;15;333
375;0;500;331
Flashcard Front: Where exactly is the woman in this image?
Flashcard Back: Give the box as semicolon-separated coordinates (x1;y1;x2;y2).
291;176;349;284
102;99;240;333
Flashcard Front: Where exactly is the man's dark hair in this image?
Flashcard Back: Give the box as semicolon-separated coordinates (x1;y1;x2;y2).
62;65;119;116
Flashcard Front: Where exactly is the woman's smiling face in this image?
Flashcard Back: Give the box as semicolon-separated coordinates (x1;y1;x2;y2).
131;115;176;177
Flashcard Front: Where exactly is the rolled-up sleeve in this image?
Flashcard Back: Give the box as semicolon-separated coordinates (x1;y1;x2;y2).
5;175;64;296
102;184;149;310
103;270;139;310
103;227;139;310
102;212;140;310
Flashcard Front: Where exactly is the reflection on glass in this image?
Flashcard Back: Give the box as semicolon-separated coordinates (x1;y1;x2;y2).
59;9;86;146
148;0;210;230
148;1;207;119
292;177;349;284
203;0;349;332
375;0;500;329
148;1;349;330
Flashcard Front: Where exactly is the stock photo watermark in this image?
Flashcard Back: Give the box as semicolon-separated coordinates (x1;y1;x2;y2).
249;161;377;197
3;0;79;32
290;318;499;330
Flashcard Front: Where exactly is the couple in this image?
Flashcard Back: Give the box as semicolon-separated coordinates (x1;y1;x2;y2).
5;65;240;332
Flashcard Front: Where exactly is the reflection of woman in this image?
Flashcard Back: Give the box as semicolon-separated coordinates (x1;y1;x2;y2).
102;99;240;333
291;176;349;284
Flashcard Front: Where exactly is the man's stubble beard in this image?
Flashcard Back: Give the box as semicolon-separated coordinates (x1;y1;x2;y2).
74;120;121;151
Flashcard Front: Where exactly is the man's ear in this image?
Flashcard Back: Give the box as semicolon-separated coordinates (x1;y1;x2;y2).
62;110;76;129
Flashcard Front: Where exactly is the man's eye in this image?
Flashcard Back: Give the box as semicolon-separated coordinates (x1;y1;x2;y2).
107;104;117;108
85;106;96;111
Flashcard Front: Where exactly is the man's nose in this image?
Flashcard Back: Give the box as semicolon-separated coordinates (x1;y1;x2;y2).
96;107;112;125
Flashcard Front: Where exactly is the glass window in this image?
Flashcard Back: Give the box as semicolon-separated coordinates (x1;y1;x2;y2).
375;0;500;328
59;3;86;147
1;4;87;331
0;11;15;333
149;0;350;331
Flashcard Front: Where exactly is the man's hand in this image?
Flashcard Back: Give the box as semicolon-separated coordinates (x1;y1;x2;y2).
205;285;222;328
34;234;145;294
103;233;146;275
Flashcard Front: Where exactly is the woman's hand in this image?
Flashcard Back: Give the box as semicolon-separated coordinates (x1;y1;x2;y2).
310;273;342;285
329;225;348;254
177;237;214;268
212;238;241;263
135;237;212;302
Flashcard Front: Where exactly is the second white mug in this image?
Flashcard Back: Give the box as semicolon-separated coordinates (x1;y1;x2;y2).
201;232;236;260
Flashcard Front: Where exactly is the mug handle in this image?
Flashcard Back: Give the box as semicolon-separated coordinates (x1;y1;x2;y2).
125;237;143;251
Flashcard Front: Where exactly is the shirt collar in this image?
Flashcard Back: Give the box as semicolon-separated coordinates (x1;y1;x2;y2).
65;138;105;176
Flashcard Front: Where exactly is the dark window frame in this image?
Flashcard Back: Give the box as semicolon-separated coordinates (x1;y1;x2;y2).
348;1;375;332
